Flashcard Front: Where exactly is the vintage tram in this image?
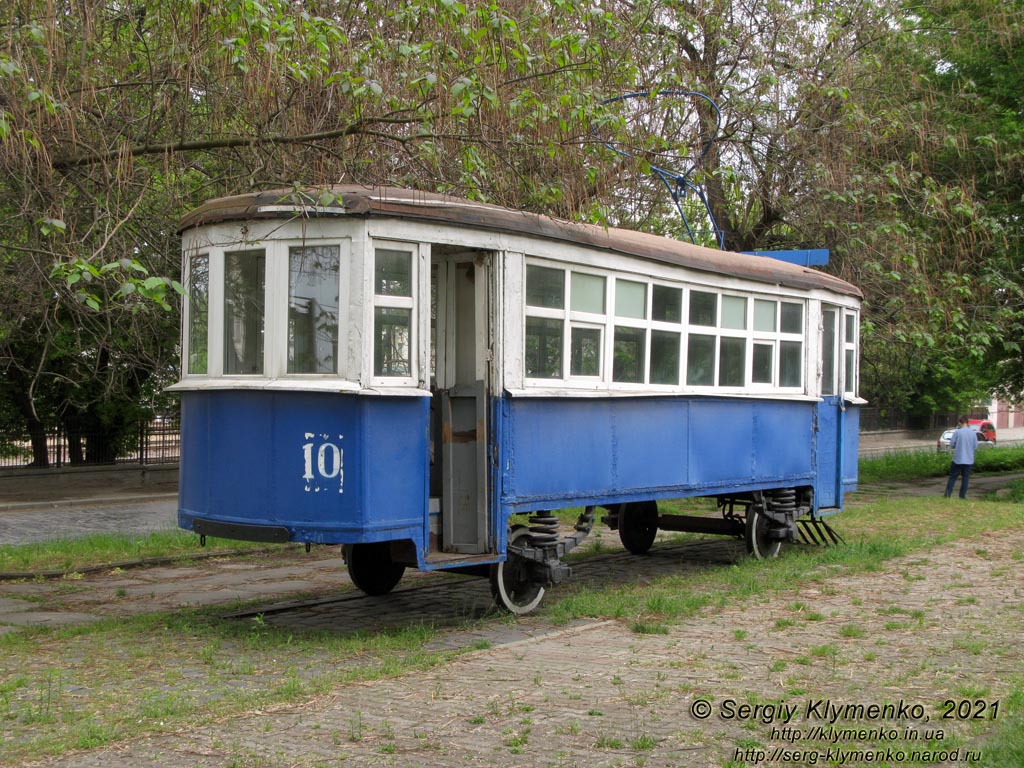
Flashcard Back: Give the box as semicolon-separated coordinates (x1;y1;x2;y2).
171;186;861;613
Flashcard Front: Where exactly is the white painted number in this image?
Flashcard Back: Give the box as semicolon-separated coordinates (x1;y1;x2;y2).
302;433;345;493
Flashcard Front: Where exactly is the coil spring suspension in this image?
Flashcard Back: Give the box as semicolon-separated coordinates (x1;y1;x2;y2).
528;511;560;546
766;488;797;516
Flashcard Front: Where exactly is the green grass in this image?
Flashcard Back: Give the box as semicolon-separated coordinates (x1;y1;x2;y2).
545;495;1022;628
0;531;280;575
0;482;1021;763
858;445;1024;483
995;478;1024;503
0;611;452;763
974;686;1024;767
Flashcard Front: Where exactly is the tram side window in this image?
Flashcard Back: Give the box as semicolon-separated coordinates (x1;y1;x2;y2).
569;272;605;377
751;299;776;384
779;302;804;388
844;312;858;396
718;295;747;386
650;285;682;385
224;249;266;375
821;308;838;396
613;279;646;383
373;248;414;377
686;290;717;386
525;266;565;379
288;245;340;374
187;253;209;375
751;299;803;388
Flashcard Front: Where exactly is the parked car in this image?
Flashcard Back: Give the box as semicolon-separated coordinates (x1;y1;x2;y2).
936;420;997;451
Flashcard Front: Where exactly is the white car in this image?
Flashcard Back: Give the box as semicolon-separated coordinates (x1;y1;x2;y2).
936;426;995;452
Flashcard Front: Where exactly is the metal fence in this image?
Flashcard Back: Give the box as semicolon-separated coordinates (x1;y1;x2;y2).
0;420;180;469
858;407;988;433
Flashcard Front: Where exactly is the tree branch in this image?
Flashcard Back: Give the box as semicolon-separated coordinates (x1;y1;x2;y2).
51;116;425;169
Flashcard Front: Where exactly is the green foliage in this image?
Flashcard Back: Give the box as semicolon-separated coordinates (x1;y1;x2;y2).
1;0;1021;452
49;259;185;313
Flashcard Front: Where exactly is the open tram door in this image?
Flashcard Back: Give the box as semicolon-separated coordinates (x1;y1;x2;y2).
429;248;496;559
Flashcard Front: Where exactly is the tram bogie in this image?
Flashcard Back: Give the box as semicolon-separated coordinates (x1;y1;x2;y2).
173;186;861;614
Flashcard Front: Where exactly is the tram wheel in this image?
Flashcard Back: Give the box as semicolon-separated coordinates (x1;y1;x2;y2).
343;542;406;596
745;503;783;560
618;500;659;555
491;526;545;615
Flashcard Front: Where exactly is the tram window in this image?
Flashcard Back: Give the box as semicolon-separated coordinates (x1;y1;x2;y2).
721;295;747;330
652;285;682;323
570;326;602;377
187;253;209;375
650;330;681;385
753;299;776;332
525;316;563;378
780;302;803;333
752;342;773;384
288;245;340;374
779;302;804;390
780;340;802;387
615;279;647;319
718;336;746;386
373;247;415;379
374;307;412;377
821;309;838;396
613;325;645;383
570;273;605;314
375;249;412;296
686;334;715;386
689;291;717;326
224;249;266;375
526;265;564;309
844;313;858;395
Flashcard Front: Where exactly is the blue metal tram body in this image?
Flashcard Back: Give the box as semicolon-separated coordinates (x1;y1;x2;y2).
174;187;861;612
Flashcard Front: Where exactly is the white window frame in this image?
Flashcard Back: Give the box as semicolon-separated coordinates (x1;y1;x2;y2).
279;238;350;380
368;239;421;388
842;308;859;397
182;248;210;378
220;244;269;378
519;256;821;398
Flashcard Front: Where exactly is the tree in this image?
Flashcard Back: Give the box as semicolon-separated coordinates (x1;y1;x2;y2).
2;0;1020;457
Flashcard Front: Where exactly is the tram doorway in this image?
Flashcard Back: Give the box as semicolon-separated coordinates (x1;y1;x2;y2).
429;248;494;557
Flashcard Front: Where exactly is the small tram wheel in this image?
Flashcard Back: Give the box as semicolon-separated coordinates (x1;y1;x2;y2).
491;526;545;615
618;500;659;555
745;502;783;560
343;542;406;596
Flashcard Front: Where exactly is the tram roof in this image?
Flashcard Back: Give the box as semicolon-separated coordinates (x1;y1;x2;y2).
180;185;861;299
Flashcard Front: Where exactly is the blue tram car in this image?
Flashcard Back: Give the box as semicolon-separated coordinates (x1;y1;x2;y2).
172;186;862;613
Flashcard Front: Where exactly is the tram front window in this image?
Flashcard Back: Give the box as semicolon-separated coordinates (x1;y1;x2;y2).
224;249;265;375
288;245;340;374
372;247;415;379
187;253;209;375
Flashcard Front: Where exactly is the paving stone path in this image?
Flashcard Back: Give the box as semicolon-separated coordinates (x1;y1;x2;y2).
23;525;1024;768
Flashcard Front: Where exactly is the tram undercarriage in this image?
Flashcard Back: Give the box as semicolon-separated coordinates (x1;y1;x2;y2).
341;487;845;615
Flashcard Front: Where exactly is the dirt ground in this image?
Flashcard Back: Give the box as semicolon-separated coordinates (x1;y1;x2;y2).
7;516;1020;768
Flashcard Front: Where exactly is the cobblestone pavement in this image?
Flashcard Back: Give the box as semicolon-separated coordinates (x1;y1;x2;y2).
0;496;177;546
24;526;1024;768
1;445;1022;766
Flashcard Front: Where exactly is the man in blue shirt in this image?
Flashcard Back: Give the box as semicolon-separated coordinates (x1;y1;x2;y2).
944;416;979;499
